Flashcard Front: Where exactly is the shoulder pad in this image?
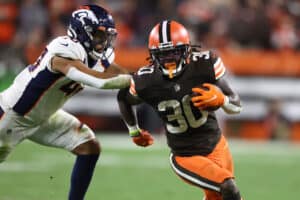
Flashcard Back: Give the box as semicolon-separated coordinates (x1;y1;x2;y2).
190;49;226;80
191;49;218;62
47;36;87;61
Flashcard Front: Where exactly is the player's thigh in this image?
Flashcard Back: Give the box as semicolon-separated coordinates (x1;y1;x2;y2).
28;109;96;151
0;108;38;161
206;135;234;173
0;108;36;147
169;153;233;193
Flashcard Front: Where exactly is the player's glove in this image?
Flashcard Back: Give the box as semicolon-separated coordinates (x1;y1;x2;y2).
130;129;154;147
191;83;226;110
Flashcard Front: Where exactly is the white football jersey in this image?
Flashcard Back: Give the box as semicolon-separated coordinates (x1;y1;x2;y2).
0;36;110;124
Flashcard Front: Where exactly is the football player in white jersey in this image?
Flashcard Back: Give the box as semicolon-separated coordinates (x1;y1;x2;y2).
0;5;131;200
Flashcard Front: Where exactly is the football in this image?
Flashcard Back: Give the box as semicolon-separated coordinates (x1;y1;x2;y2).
201;105;220;112
191;84;221;112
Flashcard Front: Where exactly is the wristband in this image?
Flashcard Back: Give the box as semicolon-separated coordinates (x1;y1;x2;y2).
222;96;242;114
126;124;140;137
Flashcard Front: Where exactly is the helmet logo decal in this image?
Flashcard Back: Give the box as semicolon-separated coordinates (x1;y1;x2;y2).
73;9;99;25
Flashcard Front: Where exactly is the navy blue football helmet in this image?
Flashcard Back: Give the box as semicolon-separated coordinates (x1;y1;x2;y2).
68;5;117;60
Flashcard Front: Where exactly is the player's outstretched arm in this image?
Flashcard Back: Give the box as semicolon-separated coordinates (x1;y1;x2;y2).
51;56;131;89
215;75;242;114
104;62;130;74
117;88;154;147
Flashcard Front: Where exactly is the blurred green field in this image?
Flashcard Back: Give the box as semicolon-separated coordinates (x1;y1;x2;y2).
0;134;300;200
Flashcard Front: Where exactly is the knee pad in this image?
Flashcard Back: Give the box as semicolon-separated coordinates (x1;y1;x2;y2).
73;138;101;155
220;178;241;200
0;146;12;163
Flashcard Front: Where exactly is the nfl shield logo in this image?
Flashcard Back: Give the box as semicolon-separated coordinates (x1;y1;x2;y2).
174;84;180;92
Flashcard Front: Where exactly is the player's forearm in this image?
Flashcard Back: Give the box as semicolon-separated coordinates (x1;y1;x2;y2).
66;67;131;89
52;56;120;79
117;89;140;136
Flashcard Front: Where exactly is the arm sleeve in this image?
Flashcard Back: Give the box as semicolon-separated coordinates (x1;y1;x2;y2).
66;67;131;89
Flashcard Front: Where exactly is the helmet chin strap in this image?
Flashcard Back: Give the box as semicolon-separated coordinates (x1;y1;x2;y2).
164;62;176;79
161;59;185;79
89;47;115;68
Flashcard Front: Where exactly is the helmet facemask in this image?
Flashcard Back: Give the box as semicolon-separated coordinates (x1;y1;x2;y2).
150;44;190;79
89;27;117;60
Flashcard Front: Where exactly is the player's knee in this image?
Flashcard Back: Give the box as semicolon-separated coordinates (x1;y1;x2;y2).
72;139;101;155
220;178;241;200
0;146;12;163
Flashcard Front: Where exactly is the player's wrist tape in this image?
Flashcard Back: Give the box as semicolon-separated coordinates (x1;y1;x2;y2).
129;129;140;137
126;124;140;137
66;67;131;89
222;96;229;106
222;96;242;114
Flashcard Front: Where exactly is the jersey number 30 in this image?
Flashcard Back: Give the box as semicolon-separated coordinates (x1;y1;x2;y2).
158;95;208;134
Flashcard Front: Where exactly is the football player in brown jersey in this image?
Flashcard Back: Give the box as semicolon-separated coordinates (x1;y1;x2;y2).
117;20;243;200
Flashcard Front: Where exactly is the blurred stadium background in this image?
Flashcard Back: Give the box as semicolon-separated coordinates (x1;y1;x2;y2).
1;0;300;199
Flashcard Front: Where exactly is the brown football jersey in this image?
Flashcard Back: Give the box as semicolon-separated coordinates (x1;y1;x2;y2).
132;50;226;156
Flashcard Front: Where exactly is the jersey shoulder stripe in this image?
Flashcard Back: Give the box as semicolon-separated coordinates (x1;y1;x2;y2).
213;57;226;80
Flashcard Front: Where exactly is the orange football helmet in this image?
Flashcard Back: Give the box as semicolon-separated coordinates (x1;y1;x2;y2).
148;20;191;78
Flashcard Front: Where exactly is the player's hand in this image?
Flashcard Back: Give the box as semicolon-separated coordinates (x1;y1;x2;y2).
131;129;154;147
191;83;225;110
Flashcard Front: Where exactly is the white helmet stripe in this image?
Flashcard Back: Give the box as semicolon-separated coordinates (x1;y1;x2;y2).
161;20;169;43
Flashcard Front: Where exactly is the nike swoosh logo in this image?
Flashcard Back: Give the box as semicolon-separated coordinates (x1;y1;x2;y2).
201;95;217;103
60;42;69;47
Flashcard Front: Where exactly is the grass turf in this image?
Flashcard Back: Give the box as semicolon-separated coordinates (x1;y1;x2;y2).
0;134;300;200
